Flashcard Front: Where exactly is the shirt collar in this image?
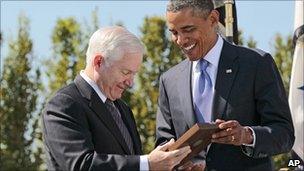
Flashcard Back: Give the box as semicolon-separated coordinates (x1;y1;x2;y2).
80;70;107;103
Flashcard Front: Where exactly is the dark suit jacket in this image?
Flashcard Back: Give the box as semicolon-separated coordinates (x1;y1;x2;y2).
42;75;142;171
155;40;295;171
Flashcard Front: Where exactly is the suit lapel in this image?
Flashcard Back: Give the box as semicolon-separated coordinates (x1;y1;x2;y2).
74;75;132;154
177;60;197;128
212;41;239;120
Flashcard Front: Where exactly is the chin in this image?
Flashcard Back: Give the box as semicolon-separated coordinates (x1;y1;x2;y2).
183;52;199;61
114;93;122;100
187;55;201;61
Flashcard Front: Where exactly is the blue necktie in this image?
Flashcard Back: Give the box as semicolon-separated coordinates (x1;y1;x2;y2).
193;59;213;123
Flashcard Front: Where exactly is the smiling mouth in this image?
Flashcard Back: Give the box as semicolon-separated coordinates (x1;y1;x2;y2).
183;43;196;52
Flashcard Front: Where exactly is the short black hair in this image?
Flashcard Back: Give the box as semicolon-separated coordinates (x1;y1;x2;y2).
167;0;214;19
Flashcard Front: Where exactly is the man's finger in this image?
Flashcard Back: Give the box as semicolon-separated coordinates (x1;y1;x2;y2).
212;135;235;144
174;149;191;165
218;120;239;129
159;138;175;151
212;128;232;138
169;146;191;157
215;119;225;124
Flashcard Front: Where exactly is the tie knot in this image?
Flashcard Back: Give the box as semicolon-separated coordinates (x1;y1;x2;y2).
200;59;209;72
105;99;115;106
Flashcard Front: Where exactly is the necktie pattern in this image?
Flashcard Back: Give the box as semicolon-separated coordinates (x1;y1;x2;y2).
105;99;134;154
193;59;213;123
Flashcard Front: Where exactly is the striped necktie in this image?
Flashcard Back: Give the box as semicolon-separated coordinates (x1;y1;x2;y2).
105;99;134;154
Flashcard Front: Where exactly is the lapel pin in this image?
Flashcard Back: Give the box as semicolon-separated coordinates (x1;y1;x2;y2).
226;69;232;74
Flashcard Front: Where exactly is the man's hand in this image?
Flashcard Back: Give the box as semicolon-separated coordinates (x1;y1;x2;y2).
148;139;191;171
211;119;253;146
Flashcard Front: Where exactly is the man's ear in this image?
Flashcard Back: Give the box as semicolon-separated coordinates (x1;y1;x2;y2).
209;10;219;27
93;54;104;69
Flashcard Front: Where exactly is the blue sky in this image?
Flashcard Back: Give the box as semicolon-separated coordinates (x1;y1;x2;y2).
1;1;295;65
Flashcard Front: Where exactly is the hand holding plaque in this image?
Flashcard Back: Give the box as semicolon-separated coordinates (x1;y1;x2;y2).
168;123;221;166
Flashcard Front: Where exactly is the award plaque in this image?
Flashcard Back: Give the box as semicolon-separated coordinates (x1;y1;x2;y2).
168;123;221;166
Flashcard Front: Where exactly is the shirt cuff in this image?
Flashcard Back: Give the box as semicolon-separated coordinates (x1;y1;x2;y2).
140;155;149;171
242;126;256;147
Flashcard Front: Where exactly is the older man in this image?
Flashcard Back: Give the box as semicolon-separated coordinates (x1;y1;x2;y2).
42;26;190;171
156;0;294;170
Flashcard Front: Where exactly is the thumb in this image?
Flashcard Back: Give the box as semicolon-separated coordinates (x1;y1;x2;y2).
159;138;175;151
215;119;225;124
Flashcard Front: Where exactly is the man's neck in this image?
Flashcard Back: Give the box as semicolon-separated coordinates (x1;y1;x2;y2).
84;68;94;81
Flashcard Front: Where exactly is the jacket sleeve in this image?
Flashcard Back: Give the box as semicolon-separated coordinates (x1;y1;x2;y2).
155;75;177;147
246;53;295;158
42;93;140;171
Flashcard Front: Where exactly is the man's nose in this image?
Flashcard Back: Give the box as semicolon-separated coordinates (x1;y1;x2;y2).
124;75;134;88
176;34;188;46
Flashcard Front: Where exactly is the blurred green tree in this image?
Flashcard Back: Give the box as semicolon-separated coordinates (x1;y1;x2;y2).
237;29;257;48
0;14;43;170
273;34;294;96
247;36;257;48
46;17;83;94
46;8;100;95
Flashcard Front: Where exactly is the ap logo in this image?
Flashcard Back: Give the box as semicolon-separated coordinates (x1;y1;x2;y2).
288;159;301;167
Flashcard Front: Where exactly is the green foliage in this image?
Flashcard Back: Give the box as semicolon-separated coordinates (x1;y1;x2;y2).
238;29;257;48
274;153;293;171
273;34;293;95
124;16;183;153
46;9;100;95
46;17;83;93
247;36;257;48
237;29;244;46
0;14;42;170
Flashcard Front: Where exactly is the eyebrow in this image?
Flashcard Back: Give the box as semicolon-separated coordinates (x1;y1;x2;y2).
122;69;138;74
180;25;195;30
169;25;195;32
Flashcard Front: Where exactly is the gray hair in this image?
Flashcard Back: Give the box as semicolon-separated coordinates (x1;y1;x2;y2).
86;26;145;67
167;0;214;19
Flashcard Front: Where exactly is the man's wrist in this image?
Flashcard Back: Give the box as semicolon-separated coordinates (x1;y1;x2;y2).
244;126;253;144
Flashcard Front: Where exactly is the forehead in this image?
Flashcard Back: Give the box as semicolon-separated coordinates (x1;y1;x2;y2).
166;8;204;29
114;52;143;71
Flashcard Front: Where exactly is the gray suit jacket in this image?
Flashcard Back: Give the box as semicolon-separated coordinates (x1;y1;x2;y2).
42;75;142;171
156;40;294;171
